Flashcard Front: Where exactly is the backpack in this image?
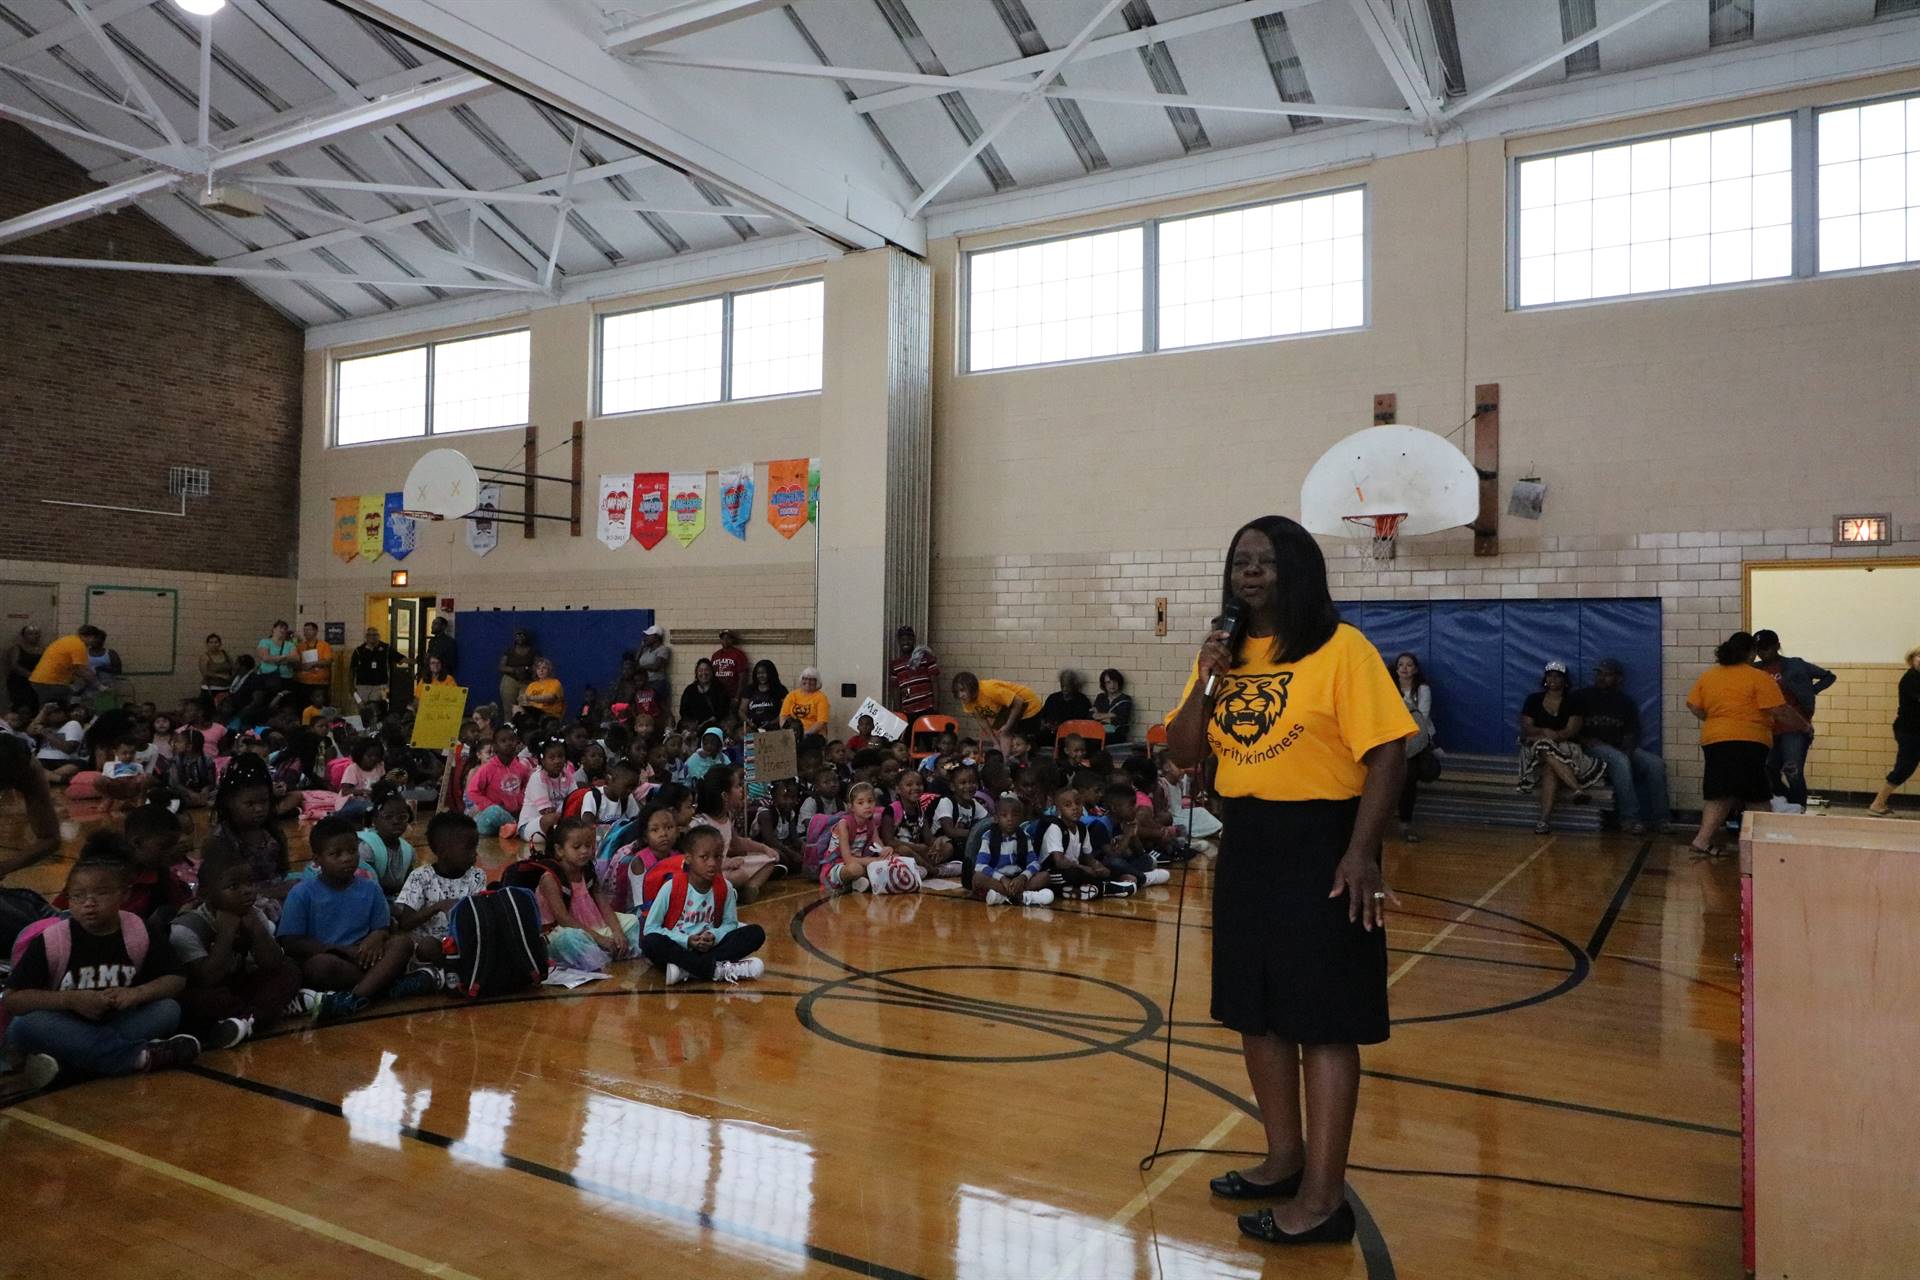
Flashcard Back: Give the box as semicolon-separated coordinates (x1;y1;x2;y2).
0;887;57;961
494;857;562;902
802;812;844;877
561;785;603;821
638;854;684;912
1;912;149;1036
657;870;730;930
441;887;548;997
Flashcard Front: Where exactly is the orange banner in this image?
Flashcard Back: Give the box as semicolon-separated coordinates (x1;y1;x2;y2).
766;458;809;539
332;497;359;563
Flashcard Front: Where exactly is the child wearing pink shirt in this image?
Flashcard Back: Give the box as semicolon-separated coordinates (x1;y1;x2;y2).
464;726;531;837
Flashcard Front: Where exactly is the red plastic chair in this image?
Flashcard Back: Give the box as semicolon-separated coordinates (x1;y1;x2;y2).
1055;718;1107;756
1145;723;1168;748
910;714;958;761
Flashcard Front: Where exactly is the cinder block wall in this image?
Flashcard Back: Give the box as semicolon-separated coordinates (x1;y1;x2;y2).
1806;664;1908;795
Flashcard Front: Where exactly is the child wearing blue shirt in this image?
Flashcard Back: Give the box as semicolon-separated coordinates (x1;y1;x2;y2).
277;816;437;1022
640;827;765;986
970;795;1054;906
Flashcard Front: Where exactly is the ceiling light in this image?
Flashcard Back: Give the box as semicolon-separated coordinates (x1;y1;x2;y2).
172;0;226;16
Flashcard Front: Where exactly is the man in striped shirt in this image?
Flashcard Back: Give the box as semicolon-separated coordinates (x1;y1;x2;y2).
887;625;939;718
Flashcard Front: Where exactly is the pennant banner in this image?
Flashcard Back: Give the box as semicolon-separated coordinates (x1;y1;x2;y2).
467;482;501;557
382;491;416;561
807;456;821;526
357;493;385;562
767;458;808;539
332;497;360;564
719;464;753;541
668;471;707;548
632;472;668;550
598;473;633;550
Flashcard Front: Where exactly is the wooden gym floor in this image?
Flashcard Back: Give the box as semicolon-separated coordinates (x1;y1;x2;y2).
1;803;1741;1279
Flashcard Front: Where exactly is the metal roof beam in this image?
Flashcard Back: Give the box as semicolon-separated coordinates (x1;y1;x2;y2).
1346;0;1444;134
0;252;522;289
231;173;777;219
601;0;789;53
0;100;172;161
247;189;541;289
0;0;156;68
58;0;181;146
207;72;491;173
850;0;1331;115
1444;0;1683;118
0;168;179;246
334;0;920;253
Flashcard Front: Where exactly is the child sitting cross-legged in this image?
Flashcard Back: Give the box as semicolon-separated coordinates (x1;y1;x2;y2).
534;817;642;971
641;826;766;986
1039;783;1123;900
356;780;418;900
820;781;893;894
168;846;307;1050
1095;782;1172;892
464;725;531;838
393;812;486;955
276;816;438;1023
168;727;216;809
970;795;1054;906
749;777;806;870
3;853;200;1092
516;735;577;848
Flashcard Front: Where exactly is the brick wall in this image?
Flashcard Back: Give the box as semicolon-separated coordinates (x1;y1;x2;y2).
931;524;1920;810
0;123;303;579
1807;665;1907;795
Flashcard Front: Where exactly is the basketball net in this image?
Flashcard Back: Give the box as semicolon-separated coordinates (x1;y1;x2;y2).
396;510;446;523
1344;512;1405;562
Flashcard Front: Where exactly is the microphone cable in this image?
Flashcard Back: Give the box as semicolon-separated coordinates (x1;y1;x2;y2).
1139;755;1206;1173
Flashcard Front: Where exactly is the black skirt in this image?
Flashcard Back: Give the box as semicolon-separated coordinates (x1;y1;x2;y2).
1212;796;1388;1045
1701;740;1771;802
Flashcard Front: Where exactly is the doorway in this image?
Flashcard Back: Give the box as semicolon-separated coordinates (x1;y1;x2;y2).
365;592;437;711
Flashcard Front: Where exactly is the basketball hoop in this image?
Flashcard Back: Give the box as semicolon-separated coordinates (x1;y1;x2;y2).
1344;512;1406;561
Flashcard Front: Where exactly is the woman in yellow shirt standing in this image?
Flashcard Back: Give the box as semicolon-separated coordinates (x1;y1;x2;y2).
1166;515;1414;1250
1684;631;1808;856
778;667;831;736
413;654;458;703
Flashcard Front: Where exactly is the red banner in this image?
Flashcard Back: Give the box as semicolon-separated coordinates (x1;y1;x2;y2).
766;458;809;539
631;472;668;550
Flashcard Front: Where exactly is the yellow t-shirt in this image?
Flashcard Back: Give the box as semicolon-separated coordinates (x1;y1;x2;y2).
780;689;830;732
964;678;1041;724
29;634;90;686
414;675;457;702
1167;623;1417;802
1687;664;1783;747
524;678;565;718
296;639;333;686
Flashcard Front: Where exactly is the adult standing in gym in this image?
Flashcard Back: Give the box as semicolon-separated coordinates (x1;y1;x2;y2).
1166;514;1413;1250
1868;645;1920;817
5;625;44;712
498;628;537;712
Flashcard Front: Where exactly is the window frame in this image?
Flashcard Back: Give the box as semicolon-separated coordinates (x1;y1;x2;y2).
1812;86;1920;280
592;277;826;419
959;182;1370;376
329;326;532;448
1506;108;1815;312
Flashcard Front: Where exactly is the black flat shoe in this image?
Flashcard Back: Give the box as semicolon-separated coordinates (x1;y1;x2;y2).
1208;1168;1304;1199
1238;1202;1356;1246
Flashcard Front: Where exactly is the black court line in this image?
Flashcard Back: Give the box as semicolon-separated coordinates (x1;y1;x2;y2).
1361;1067;1739;1137
1611;955;1742;998
1585;839;1655;960
1347;1164;1739;1212
185;1064;929;1280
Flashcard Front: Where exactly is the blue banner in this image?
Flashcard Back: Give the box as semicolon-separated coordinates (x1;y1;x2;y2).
383;491;416;561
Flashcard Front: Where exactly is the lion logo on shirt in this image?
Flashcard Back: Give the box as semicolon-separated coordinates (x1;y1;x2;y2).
1215;673;1292;747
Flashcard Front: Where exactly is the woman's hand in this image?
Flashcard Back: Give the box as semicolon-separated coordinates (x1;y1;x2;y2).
1329;849;1395;931
1196;629;1234;687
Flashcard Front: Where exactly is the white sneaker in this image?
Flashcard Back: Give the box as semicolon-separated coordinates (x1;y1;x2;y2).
1020;889;1055;906
984;888;1011;905
663;963;689;986
283;988;322;1018
936;860;963;877
850;876;870;894
1143;868;1171;887
715;958;764;984
0;1053;58;1101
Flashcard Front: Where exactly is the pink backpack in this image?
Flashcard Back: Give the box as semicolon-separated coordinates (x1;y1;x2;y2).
802;812;845;876
326;756;353;789
0;912;149;1036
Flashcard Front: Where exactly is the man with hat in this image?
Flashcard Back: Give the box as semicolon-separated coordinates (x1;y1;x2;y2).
887;624;939;718
710;629;748;700
1577;657;1670;835
636;624;673;709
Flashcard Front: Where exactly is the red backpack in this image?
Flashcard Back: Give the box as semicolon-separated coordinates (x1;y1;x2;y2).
657;870;730;930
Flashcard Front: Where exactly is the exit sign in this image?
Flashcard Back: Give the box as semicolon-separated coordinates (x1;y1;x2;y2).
1833;514;1892;547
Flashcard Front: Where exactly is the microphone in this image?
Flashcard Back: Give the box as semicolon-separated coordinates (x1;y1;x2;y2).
1203;600;1247;700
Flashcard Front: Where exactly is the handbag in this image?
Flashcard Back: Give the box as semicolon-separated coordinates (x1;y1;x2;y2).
1413;748;1443;783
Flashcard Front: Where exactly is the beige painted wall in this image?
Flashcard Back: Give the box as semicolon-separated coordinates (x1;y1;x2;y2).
925;70;1920;808
1748;564;1920;665
0;556;293;707
1805;664;1908;796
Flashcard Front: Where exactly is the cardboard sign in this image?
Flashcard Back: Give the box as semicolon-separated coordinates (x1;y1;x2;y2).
744;729;798;784
847;697;908;743
410;683;469;748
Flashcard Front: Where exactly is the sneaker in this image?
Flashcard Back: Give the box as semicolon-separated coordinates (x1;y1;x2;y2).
312;991;369;1024
0;1053;59;1101
436;968;467;993
205;1016;253;1051
1102;879;1138;898
662;963;689;986
1076;884;1101;900
386;970;440;1001
936;860;963;877
283;988;323;1018
140;1034;201;1072
1143;868;1171;887
715;958;764;984
850;876;870;894
1020;889;1055;907
984;888;1011;906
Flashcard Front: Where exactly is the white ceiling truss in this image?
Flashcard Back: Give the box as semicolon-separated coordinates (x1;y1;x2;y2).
0;0;1915;329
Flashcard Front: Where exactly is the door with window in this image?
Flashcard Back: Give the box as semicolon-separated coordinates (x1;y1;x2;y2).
366;594;436;711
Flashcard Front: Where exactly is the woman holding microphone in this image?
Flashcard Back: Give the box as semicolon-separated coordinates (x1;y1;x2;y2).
1166;514;1414;1249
